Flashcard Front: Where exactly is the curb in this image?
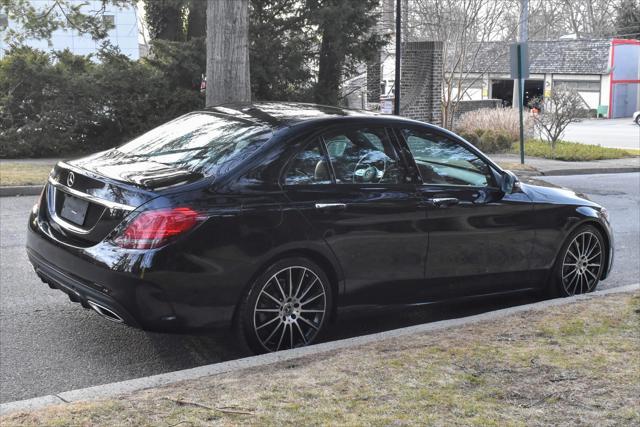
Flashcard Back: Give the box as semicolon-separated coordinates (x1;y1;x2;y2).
540;167;640;176
1;283;638;416
0;185;43;197
506;166;640;177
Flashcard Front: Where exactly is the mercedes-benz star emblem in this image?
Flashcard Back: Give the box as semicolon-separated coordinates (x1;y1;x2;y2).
67;171;75;187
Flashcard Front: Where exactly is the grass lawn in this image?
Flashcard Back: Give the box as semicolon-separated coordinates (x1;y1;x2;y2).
2;292;638;426
512;139;638;161
0;162;53;186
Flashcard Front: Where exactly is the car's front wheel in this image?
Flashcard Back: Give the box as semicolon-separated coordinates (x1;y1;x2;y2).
554;225;605;296
237;257;333;354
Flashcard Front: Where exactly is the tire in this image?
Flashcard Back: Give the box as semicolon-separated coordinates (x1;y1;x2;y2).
552;225;606;297
236;257;333;354
635;115;640;126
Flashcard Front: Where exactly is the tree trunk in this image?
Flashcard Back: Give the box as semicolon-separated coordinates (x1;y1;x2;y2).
187;0;207;40
206;0;251;106
315;26;342;106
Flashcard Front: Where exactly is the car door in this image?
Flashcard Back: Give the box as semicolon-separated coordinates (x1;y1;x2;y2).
394;125;537;296
282;125;428;305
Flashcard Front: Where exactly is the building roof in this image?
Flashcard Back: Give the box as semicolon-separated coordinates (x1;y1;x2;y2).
445;39;611;75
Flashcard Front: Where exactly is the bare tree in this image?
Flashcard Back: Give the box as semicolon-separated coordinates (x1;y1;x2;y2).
408;0;517;129
531;86;588;151
505;0;620;40
205;0;251;106
561;0;618;38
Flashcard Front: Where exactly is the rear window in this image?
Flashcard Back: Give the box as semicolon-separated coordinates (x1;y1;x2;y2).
117;113;273;177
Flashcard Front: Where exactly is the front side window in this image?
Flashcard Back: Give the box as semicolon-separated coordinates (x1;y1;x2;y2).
323;127;408;184
117;113;272;178
284;139;331;185
401;128;494;187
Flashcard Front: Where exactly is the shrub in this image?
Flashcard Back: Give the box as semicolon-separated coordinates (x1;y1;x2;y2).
0;45;204;158
458;128;513;153
455;107;533;150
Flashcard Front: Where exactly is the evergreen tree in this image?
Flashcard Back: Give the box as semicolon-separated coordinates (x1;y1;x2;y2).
308;0;385;106
250;0;315;101
0;0;129;45
142;0;186;42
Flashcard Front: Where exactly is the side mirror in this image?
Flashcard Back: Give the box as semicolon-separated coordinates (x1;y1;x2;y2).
500;170;519;194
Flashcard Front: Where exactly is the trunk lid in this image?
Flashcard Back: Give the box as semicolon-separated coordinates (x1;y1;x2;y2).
42;151;205;246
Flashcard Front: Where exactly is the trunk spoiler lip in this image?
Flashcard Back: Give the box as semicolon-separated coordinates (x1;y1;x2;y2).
57;159;215;197
57;160;161;192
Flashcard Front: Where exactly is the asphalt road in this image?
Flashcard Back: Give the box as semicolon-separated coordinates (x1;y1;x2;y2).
1;172;638;403
564;118;640;150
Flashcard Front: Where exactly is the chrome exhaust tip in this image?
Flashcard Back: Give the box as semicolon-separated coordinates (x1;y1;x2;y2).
87;300;125;324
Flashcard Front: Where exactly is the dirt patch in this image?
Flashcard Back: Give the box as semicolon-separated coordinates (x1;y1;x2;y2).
3;293;639;426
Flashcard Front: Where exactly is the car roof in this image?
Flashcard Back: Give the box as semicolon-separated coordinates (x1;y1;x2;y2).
200;101;419;128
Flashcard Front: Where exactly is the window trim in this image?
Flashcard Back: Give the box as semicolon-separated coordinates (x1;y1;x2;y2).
281;125;413;188
320;125;410;186
393;125;501;190
282;137;334;187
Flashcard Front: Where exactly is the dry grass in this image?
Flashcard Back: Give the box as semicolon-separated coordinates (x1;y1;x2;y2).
0;162;53;186
515;140;637;161
2;293;639;426
456;108;533;142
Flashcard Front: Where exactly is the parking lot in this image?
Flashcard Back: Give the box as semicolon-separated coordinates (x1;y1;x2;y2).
564;118;640;150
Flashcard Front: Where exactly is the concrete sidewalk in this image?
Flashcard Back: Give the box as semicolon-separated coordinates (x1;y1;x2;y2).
493;153;640;176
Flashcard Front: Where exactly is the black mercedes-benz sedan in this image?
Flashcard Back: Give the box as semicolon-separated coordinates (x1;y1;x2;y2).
27;102;613;353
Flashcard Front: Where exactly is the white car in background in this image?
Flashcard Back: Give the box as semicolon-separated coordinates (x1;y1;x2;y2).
634;111;640;125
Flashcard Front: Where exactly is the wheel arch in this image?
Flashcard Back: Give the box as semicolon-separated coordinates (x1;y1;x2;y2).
580;220;612;280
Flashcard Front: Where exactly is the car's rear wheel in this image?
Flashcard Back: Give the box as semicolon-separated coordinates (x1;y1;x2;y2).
554;225;605;297
237;257;333;354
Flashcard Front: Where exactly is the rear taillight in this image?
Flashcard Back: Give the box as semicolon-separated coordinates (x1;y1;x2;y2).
113;207;203;249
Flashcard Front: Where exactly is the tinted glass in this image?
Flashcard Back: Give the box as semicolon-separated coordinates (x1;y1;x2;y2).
401;129;494;187
323;128;407;184
117;113;272;178
285;140;331;185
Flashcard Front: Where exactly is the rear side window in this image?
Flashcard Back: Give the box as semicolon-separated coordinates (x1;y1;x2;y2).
117;113;272;178
284;139;332;185
323;127;408;185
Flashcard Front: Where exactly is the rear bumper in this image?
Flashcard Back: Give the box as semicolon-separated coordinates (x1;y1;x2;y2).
28;248;142;327
26;216;238;331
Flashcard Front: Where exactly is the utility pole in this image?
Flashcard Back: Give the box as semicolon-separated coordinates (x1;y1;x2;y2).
512;0;528;107
514;0;528;164
393;0;401;115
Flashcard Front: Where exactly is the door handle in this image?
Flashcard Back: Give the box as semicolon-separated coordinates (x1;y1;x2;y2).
427;197;459;208
315;203;347;210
